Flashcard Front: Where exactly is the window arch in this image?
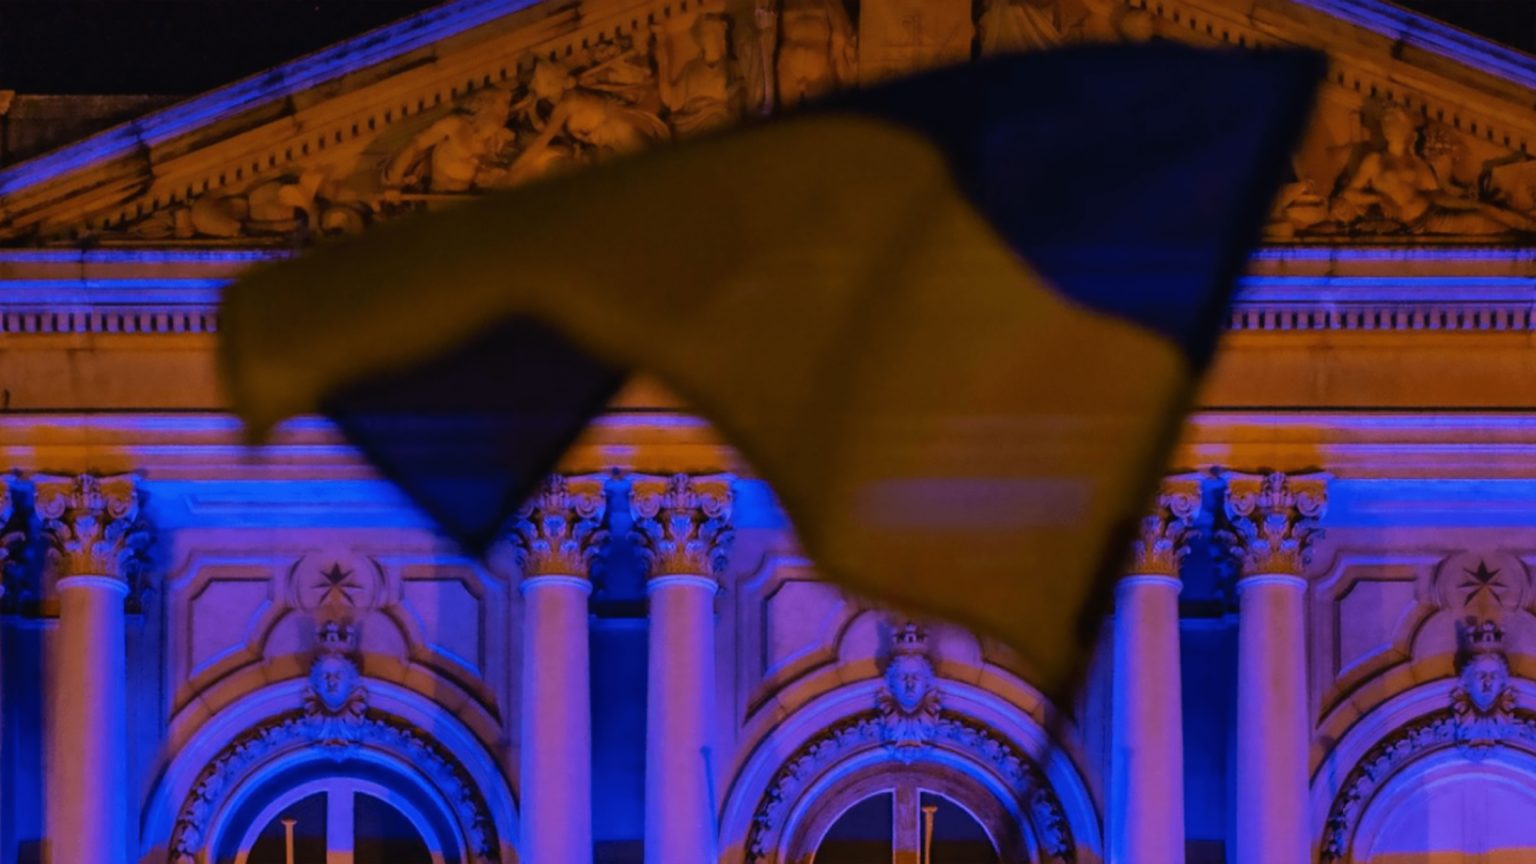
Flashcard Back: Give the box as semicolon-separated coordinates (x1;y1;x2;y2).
231;778;443;864
213;760;462;864
786;764;1027;864
1349;748;1536;864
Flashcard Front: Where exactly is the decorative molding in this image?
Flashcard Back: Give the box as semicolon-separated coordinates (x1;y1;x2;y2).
744;709;1074;864
875;623;941;763
629;473;734;579
508;474;608;579
1219;471;1329;578
0;306;220;335
168;623;499;864
8;297;1536;336
1128;473;1204;577
32;473;152;607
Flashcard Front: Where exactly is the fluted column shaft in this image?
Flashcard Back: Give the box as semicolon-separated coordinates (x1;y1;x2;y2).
1221;471;1327;864
631;474;733;864
36;474;147;864
1234;574;1309;864
511;475;606;864
519;575;594;864
1109;475;1199;864
645;574;718;864
1111;575;1185;864
53;575;129;864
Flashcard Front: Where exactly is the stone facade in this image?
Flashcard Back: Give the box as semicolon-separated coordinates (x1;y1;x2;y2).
3;1;1536;863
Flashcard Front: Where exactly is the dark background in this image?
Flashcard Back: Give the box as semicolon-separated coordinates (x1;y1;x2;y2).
0;1;1533;96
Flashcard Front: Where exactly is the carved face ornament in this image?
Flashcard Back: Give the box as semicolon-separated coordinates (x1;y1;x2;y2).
310;654;360;713
1464;653;1509;714
886;653;932;714
1379;106;1419;152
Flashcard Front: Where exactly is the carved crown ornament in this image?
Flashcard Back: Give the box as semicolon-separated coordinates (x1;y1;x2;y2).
31;473;154;607
629;473;735;579
1216;470;1329;579
508;473;609;579
876;621;942;763
168;618;500;864
1320;617;1535;864
19;0;1536;247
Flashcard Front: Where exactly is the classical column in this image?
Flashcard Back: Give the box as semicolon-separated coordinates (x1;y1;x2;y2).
0;475;20;851
1110;473;1202;864
510;475;608;864
631;474;734;864
1220;471;1328;864
36;474;149;864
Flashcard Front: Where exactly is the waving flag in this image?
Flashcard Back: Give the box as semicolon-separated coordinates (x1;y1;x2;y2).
220;44;1320;699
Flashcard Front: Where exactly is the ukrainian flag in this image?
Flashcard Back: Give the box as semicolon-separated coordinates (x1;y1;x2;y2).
220;44;1320;699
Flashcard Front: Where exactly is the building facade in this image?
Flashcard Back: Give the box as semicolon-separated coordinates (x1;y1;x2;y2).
2;0;1536;862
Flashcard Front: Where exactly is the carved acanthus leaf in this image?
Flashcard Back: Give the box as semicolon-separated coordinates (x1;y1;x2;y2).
1218;471;1328;578
0;475;23;604
509;474;609;578
33;474;152;595
1127;473;1204;577
629;473;734;578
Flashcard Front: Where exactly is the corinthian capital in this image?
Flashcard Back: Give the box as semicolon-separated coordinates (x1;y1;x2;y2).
33;474;150;584
1127;473;1204;577
0;475;24;601
629;474;734;579
508;474;609;578
1218;471;1329;578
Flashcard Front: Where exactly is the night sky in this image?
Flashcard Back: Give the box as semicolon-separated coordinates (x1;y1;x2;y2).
0;1;1532;96
0;1;443;95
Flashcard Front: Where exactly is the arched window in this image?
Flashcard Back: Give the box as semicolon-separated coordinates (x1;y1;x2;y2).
789;765;1025;864
232;779;440;864
1351;750;1536;864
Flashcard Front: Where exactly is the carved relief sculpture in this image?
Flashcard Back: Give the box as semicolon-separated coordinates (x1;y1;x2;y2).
858;0;974;84
1128;473;1204;576
32;473;152;604
508;473;609;577
1217;471;1329;578
629;473;734;578
775;0;857;109
876;621;942;762
1313;104;1536;236
977;0;1066;54
653;12;738;137
503;40;669;186
383;88;516;194
1451;618;1516;757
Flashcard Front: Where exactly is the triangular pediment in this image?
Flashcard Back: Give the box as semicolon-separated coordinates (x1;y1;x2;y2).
6;0;1536;246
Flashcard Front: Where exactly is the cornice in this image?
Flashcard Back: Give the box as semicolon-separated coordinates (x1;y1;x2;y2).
7;247;1535;336
1288;0;1536;92
3;411;1536;484
0;0;537;198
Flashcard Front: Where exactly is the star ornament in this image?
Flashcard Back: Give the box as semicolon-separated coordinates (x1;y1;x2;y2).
313;562;360;607
1458;560;1506;605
